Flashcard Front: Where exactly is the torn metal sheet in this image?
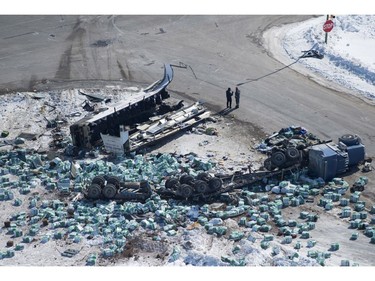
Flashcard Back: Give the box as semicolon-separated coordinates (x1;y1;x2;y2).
79;90;111;103
17;132;38;141
27;92;46;99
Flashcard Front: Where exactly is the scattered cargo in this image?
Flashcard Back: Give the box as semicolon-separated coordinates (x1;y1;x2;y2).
0;87;373;269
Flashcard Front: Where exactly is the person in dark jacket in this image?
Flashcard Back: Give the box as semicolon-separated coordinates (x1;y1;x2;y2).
235;87;240;108
226;87;233;108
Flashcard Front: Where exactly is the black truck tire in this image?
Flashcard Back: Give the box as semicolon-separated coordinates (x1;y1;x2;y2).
92;176;106;187
271;151;286;167
286;147;300;160
106;176;121;188
196;172;209;182
102;184;117;199
180;174;194;185
165;178;179;189
208;177;223;192
339;134;360;146
264;158;274;171
177;184;194;198
194;180;208;193
87;184;102;199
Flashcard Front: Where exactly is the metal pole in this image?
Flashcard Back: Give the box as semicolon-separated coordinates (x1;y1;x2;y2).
324;15;329;44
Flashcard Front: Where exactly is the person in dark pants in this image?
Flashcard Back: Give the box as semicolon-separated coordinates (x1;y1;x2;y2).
226;87;233;108
235;87;240;108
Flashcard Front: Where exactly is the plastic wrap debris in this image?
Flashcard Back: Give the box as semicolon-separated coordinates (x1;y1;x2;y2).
206;225;227;236
355;204;365;212
22;236;33;243
168;246;181;263
350;192;361;203
281;236;293;245
229;231;244;241
14;244;24;251
307;250;318;258
364;227;374;238
209;218;223;226
307;240;317;248
260;240;270;249
232;245;241;254
86;253;97;266
219;255;245;266
341;207;352;218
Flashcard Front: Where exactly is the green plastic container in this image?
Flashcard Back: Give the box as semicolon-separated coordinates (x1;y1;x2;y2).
260;240;270;249
307;240;317;248
350;232;359;240
300;211;309;219
282;236;292;244
229;231;244;241
15;244;24;251
330;243;340;251
264;234;274;241
324;252;331;258
340;198;349;206
307;250;318;258
341;260;350;266
341;208;351;218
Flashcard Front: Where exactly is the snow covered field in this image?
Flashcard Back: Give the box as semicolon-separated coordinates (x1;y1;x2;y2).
264;15;375;103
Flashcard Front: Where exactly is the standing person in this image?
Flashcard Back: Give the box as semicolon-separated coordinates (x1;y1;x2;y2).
235;87;240;108
226;87;233;108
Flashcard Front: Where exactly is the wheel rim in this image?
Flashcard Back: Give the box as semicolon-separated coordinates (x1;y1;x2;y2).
271;151;286;166
106;176;121;188
165;178;179;189
177;184;194;198
194;180;208;193
196;172;209;181
92;176;106;187
286;147;299;159
87;184;101;199
103;184;117;199
208;177;223;192
180;174;194;185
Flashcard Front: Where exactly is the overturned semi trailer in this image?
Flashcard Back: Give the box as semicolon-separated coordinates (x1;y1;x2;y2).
100;102;211;154
70;64;174;149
